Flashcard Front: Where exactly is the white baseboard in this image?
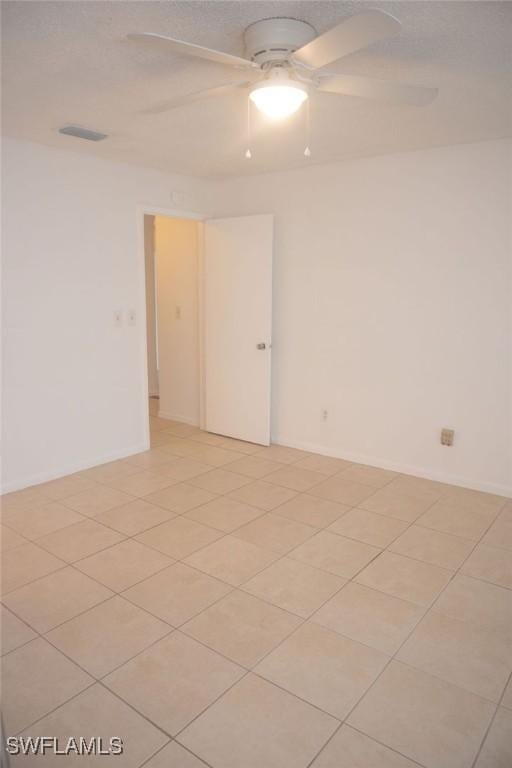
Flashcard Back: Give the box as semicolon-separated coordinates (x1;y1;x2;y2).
157;410;199;427
1;443;150;494
273;435;512;499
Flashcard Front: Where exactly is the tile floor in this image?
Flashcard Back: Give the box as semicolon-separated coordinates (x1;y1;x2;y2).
1;402;511;767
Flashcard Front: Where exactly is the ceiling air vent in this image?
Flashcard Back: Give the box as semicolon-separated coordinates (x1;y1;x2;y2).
59;125;108;142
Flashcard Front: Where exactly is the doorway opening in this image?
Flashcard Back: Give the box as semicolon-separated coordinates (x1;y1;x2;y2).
144;213;202;427
141;208;273;448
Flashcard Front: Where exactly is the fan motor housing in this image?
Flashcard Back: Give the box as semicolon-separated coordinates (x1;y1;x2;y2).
244;18;316;65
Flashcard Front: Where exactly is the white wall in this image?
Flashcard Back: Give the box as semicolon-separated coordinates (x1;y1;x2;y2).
154;216;200;425
144;215;159;397
1;138;215;491
3;137;511;496
215;141;512;495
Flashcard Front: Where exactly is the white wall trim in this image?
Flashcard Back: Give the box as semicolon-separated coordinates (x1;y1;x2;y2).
1;443;150;495
274;435;512;498
157;409;199;426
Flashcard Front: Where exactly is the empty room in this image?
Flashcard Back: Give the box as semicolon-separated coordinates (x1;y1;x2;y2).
1;2;511;767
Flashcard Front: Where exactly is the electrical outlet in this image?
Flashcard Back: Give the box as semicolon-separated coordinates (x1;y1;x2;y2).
114;310;123;327
322;410;328;421
127;309;136;326
175;306;181;320
441;428;454;446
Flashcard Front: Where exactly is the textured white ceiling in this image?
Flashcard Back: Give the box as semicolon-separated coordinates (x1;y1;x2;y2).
2;1;511;177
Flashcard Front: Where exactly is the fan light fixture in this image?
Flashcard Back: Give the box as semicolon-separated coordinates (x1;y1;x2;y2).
249;69;308;120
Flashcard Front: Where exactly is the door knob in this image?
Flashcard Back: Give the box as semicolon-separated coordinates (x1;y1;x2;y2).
256;343;266;350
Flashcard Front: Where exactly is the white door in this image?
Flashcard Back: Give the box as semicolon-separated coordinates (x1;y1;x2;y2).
203;214;273;445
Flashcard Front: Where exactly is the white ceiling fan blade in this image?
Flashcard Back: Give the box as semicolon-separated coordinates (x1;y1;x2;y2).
140;82;251;114
292;11;401;70
127;32;259;71
318;74;438;106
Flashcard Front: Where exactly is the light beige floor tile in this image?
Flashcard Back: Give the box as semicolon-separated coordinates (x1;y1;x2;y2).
3;566;112;633
1;542;64;595
123;562;231;625
356;551;453;606
143;483;217;514
291;531;381;578
2;637;93;734
461;543;512;589
234;513;316;555
417;496;499;541
178;673;338;768
339;464;399;489
161;422;200;438
228;480;298;511
328;508;409;548
389;525;474;570
136;517;222;559
475;707;512;768
434;575;512;639
218;436;262;454
384;476;448;502
313;582;425;655
189;430;229;446
157;438;207;458
2;501;84;540
79;458;141;483
276;494;350;528
265;466;327;492
157;457;212;482
104;631;244;735
185;445;247;467
222;455;283;479
93;498;177;535
47;595;171;677
360;486;436;522
182;590;301;667
103;471;176;498
62;485;135;516
397;610;512;702
1;607;37;655
482;506;512;551
293;454;352;476
149;415;176;432
185;496;264;532
75;539;173;592
312;725;422;768
442;487;506;511
38;473;97;500
189;469;251;494
184;535;279;586
125;448;180;470
310;476;376;506
144;742;209;768
257;621;388;719
1;485;53;513
243;558;345;618
501;676;512;709
0;525;27;551
348;661;495;768
13;684;168;767
253;444;312;464
150;431;175;448
36;519;125;562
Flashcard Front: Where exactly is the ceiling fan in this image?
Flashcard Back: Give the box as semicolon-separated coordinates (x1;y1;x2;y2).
128;10;438;121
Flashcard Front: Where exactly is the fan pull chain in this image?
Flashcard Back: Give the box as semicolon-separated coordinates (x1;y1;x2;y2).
245;96;252;159
304;96;311;158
